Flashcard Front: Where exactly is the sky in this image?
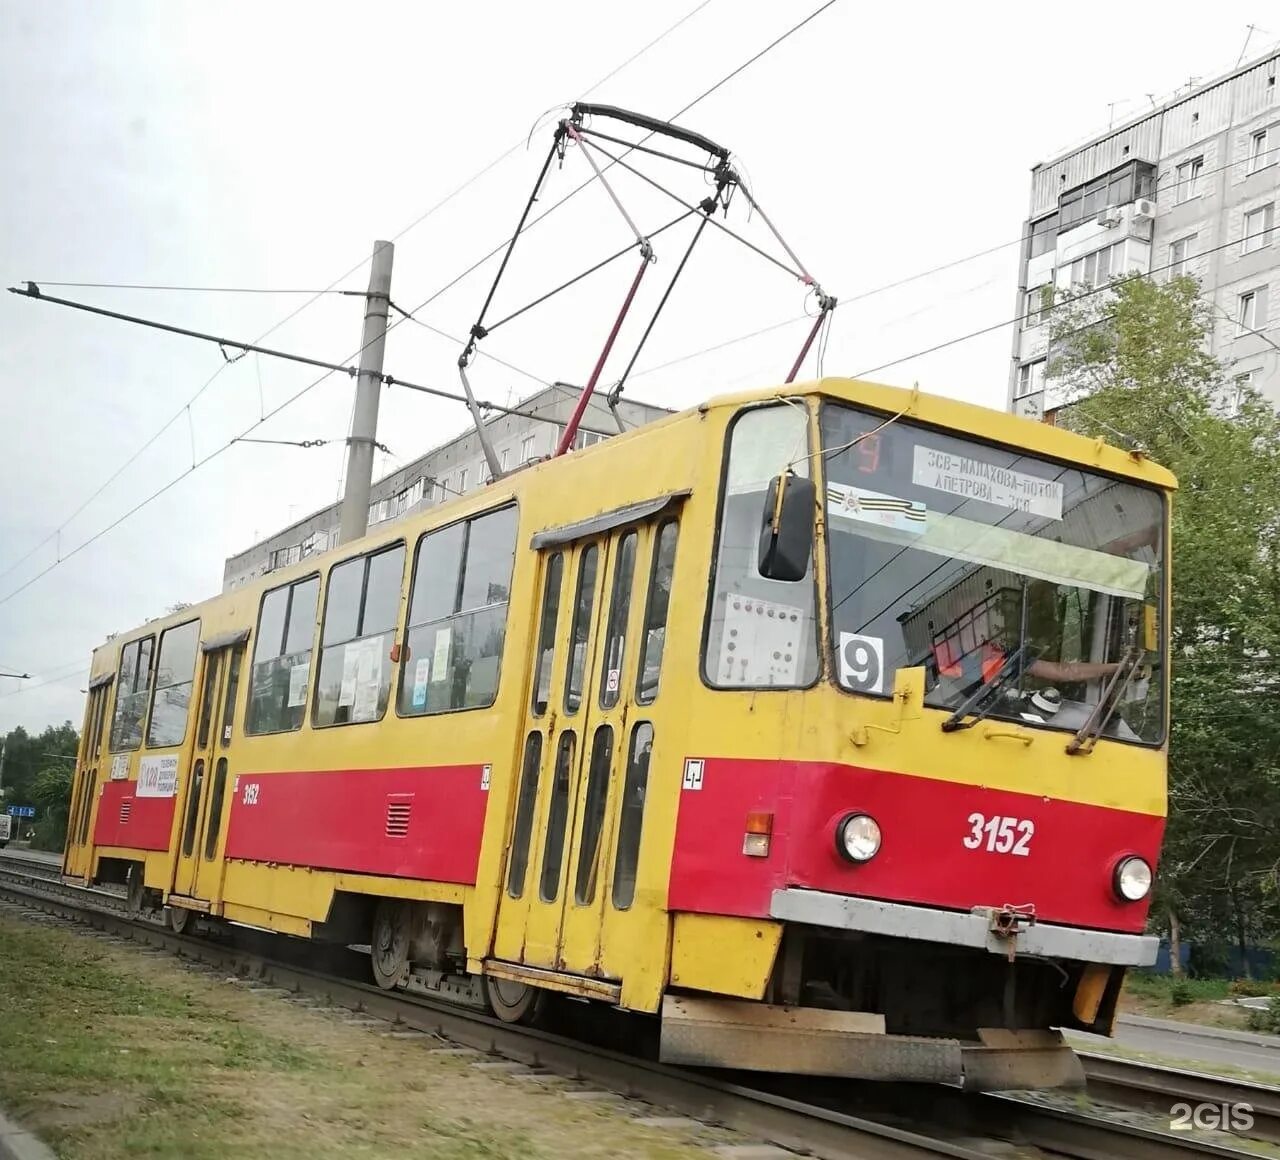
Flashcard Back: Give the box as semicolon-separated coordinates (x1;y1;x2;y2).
1;0;1275;732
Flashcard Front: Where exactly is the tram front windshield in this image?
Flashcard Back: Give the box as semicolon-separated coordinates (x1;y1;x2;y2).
820;404;1165;745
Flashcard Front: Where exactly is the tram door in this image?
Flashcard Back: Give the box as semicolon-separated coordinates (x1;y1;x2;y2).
495;518;661;976
171;641;244;902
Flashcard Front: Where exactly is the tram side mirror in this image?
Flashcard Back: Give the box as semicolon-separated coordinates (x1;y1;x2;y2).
758;472;815;582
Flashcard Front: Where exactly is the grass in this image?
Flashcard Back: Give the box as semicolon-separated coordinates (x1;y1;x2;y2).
1119;971;1280;1033
0;911;711;1159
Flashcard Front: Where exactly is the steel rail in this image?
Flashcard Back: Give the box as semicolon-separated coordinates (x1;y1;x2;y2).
0;859;1272;1158
0;871;995;1160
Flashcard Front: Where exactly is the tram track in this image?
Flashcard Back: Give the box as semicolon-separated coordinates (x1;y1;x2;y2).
0;853;1275;1159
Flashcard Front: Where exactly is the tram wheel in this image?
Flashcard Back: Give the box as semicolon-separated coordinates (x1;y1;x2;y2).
370;900;411;990
125;864;145;915
167;906;194;935
483;974;546;1025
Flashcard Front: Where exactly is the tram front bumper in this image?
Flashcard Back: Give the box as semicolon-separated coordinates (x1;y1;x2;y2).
659;995;1085;1090
770;888;1159;967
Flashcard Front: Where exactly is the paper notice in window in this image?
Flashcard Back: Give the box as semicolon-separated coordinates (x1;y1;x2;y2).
912;445;1063;519
431;627;451;683
536;649;552;705
287;660;310;707
339;647;358;706
352;639;381;722
137;754;179;798
413;657;430;709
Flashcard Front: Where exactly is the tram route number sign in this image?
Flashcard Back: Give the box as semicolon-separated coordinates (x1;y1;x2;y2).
5;805;35;818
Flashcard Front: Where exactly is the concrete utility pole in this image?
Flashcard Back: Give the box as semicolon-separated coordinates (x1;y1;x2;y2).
338;240;395;545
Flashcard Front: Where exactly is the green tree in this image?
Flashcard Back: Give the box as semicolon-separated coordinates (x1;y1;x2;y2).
1;722;79;846
1049;274;1280;974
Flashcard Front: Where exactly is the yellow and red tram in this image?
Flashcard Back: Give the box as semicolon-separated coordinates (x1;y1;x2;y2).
63;377;1173;1090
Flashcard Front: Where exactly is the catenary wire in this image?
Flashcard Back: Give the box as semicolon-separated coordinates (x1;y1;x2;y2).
0;0;716;589
0;0;845;614
390;0;844;327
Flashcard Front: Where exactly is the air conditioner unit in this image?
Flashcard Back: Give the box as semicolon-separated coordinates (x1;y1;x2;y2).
1097;207;1122;227
1132;198;1156;222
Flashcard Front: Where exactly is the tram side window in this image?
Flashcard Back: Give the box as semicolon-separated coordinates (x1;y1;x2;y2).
399;506;518;716
612;722;654;910
637;520;678;705
704;405;819;688
314;545;405;727
246;575;320;735
110;635;155;752
146;619;200;747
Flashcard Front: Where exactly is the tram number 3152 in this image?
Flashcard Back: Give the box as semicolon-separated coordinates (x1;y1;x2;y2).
963;813;1034;856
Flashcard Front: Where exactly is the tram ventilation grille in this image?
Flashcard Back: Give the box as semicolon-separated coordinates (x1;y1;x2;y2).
119;799;132;824
385;799;412;838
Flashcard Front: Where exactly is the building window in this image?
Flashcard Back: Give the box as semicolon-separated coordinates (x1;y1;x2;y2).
500;448;510;471
1069;242;1123;289
1170;234;1197;278
1175;157;1203;204
1239;290;1259;334
398;506;518;716
1243;203;1275;254
1249;128;1269;174
1218;371;1259;414
313;545;405;727
145;620;200;748
269;543;302;571
457;467;468;493
1024;284;1052;326
1016;359;1046;399
1056;161;1155;232
246;575;320;734
520;434;536;461
1029;213;1058;258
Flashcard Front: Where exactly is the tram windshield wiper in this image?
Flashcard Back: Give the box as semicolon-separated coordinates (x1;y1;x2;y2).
939;645;1028;734
1065;647;1144;755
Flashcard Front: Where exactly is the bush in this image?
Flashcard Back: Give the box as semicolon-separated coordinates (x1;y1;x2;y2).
1169;980;1194;1007
1228;978;1271;998
1245;996;1280;1035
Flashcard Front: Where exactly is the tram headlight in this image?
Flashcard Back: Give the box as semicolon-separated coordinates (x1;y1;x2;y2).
836;813;881;863
1113;856;1152;902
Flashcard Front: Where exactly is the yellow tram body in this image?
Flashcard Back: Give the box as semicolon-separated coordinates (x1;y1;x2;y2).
64;377;1174;1089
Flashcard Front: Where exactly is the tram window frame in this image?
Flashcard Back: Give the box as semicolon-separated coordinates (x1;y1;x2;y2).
599;533;637;710
220;647;243;747
611;721;654;911
313;543;406;728
397;505;518;718
539;730;577;902
505;732;543;898
203;756;229;860
146;619;201;749
564;544;600;715
636;520;678;705
245;573;321;736
701;403;820;691
574;724;615;905
530;552;565;717
110;634;157;753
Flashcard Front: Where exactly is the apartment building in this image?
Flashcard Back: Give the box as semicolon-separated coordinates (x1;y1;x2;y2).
222;383;670;591
1009;48;1280;419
